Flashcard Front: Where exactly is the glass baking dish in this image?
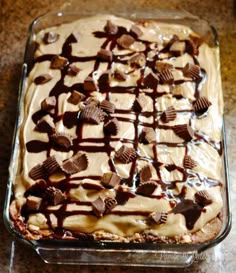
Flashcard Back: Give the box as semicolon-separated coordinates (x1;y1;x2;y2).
3;8;231;267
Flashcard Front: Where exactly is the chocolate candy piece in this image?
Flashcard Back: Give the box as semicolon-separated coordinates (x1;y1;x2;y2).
25;179;48;197
132;98;142;112
139;165;152;183
44;186;66;206
97;48;113;62
183;63;201;79
29;164;47;180
156;61;173;73
160;106;177;123
195;190;212;207
173;124;194;141
92;197;105;217
130;24;143;38
183;155;197;169
101;172;121;188
115;145;137;164
34;74;52;85
35;115;55;134
67;64;80;76
114;69;127;81
61;153;88;175
83;76;97;91
26;196;42;211
100;100;115;113
43;32;59;44
103;118;119;135
143;72;159;89
149;212;168;224
67;90;86;105
193;97;212;114
186;39;199;55
117;34;135;49
104;197;117;214
159;69;174;84
43;155;62;175
115;186;136;205
41;96;56;112
170;41;186;56
129;53;146;68
136;181;157;196
139;127;156;144
80;106;105;124
104;20;118;35
50;55;68;69
51;132;73;148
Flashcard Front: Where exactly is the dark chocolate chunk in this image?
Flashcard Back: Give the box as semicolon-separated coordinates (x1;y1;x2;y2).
43;32;59;44
139;165;152;183
41;96;56;112
100;99;115;113
97;48;113;62
34;74;52;85
67;90;86;105
103;118;119;135
159;69;174;84
143;72;159;89
132;98;142;112
44;186;66;206
104;20;118;35
136;181;157;196
101;172;121;188
156;61;173;73
193;97;212;114
173;124;194;141
115;186;136;205
91;197;105;217
149;212;168;225
98;72;110;89
117;34;135;49
104;197;117;214
129;53;146;68
160;106;177;123
80;106;105;124
35;115;55;134
50;55;68;69
169;41;186;56
51;132;73;148
183;155;197;169
83;76;97;91
195;190;212;207
139;127;156;144
43;155;62;175
114;69;127;81
67;64;80;76
26;196;42;211
130;24;143;38
29;164;47;180
115;145;137;164
61;153;88;175
183;63;201;79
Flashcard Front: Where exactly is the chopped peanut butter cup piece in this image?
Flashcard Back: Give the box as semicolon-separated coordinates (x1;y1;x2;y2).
117;34;135;49
51;132;73;148
195;190;212;207
50;55;68;69
193;96;212;114
61;153;88;175
35;115;55;134
183;63;201;79
100;99;115;113
160;106;177;123
25;179;48;197
104;20;118;35
159;69;174;84
67;64;80;76
139;127;156;144
67;90;86;105
173;124;194;141
43;32;59;44
43;155;62;175
170;41;186;56
29;164;47;180
92;197;105;217
41;96;56;112
149;212;168;225
80;106;105;124
83;76;97;91
97;48;113;62
101;172;121;188
156;61;173;73
143;72;159;89
136;181;157;196
184;155;197;169
132;98;142;112
115;145;137;164
34;74;52;85
186;39;199;55
139;165;152;183
103;118;119;135
129;53;146;68
114;69;127;81
26;196;42;211
104;197;117;214
44;186;66;206
115;186;136;205
130;24;143;38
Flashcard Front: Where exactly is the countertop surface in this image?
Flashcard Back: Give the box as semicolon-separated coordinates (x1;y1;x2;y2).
1;0;236;272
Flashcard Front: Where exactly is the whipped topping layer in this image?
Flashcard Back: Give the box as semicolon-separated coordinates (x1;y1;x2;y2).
11;15;224;243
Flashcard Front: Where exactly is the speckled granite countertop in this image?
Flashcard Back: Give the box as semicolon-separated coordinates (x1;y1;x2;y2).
1;0;236;272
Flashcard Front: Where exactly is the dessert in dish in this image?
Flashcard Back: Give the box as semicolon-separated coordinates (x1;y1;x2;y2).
9;14;224;243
